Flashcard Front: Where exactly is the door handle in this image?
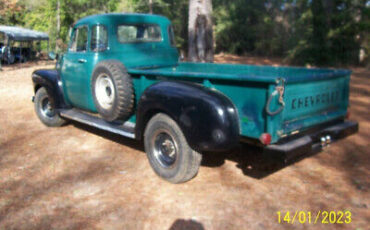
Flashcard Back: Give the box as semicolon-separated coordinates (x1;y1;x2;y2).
78;59;87;63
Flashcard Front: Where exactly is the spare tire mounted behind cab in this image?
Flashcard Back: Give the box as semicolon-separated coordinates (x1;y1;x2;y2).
91;60;134;122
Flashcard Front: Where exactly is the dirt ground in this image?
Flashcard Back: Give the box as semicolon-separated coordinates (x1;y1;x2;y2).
0;56;369;230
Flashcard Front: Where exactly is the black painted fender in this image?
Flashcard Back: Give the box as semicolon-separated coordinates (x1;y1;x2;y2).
136;81;240;152
32;69;67;109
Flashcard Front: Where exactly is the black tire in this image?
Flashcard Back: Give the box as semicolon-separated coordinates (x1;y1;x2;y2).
144;113;202;183
91;60;134;122
34;87;66;127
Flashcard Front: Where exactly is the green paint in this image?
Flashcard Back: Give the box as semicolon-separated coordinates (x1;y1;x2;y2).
58;13;351;144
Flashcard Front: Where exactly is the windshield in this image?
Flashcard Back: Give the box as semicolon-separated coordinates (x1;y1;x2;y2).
117;24;162;43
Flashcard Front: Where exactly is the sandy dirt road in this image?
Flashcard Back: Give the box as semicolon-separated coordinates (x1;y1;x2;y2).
0;56;369;230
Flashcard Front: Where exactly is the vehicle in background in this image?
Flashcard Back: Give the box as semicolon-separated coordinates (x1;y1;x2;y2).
0;26;49;64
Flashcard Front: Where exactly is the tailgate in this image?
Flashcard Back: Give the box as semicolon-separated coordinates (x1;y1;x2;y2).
282;75;350;134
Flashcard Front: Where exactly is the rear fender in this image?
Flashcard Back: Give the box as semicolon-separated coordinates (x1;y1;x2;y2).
32;69;67;109
136;81;240;152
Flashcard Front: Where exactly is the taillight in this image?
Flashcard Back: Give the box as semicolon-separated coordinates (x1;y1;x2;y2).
259;133;272;145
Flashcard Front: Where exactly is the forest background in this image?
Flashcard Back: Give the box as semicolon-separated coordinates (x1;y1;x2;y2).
0;0;369;67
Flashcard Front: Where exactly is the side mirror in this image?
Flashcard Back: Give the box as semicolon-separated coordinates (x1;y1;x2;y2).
48;52;58;60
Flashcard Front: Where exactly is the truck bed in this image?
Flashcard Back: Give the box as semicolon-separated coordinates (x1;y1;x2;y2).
127;62;351;83
127;62;352;144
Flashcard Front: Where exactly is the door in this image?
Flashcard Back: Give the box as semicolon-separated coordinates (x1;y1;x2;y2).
61;25;92;110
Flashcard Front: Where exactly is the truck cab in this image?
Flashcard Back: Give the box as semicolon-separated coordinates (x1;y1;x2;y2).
59;13;178;112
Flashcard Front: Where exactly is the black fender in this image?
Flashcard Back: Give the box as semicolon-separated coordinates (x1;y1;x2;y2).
136;81;240;152
32;69;67;109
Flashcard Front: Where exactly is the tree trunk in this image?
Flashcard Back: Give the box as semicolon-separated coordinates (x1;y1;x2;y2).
56;0;61;52
149;0;153;14
56;0;60;38
311;0;328;65
188;0;213;62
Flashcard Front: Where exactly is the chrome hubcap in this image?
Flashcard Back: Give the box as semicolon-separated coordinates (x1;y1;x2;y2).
95;74;115;109
40;96;55;118
153;131;178;168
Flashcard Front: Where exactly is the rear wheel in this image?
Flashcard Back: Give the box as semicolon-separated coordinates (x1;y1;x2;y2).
34;87;66;127
144;113;202;183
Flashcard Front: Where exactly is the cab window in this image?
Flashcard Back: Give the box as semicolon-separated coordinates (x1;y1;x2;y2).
70;26;88;52
168;26;176;47
91;25;108;52
117;24;162;43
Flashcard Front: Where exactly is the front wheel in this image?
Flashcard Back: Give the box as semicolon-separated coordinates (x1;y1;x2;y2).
34;87;66;127
144;113;202;183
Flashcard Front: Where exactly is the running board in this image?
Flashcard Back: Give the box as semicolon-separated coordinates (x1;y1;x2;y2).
59;109;136;139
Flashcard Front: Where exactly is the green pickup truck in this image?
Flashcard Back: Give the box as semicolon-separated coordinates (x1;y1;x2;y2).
32;13;358;183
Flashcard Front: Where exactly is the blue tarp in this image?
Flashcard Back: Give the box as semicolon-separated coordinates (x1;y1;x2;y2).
0;26;49;41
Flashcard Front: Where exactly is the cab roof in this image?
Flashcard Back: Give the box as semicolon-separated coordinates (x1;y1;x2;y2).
74;13;171;27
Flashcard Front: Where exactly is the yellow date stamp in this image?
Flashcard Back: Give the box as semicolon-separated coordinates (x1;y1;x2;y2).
277;211;352;224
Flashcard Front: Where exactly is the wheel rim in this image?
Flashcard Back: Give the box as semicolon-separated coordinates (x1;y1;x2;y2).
152;130;178;168
95;73;115;109
40;95;55;118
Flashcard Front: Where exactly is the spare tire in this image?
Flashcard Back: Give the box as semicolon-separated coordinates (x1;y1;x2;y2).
91;60;134;122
